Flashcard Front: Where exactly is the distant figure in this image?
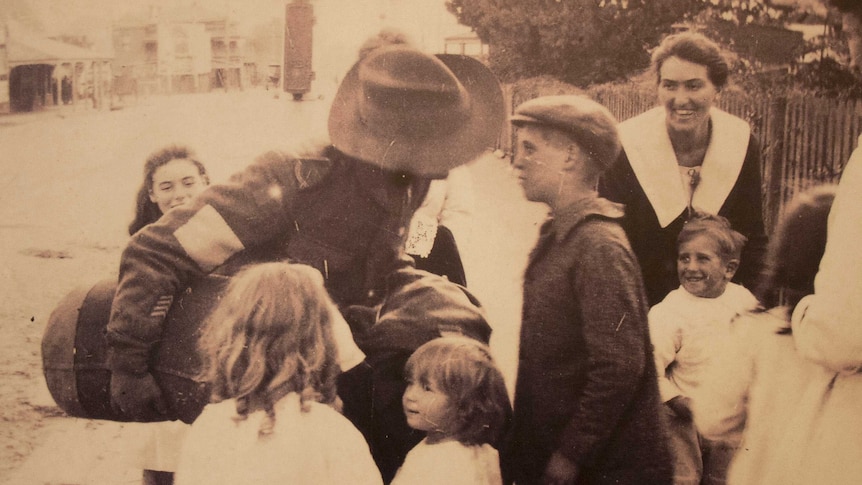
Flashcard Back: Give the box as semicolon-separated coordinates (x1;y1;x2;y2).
649;212;758;485
391;336;511;484
505;95;672;484
175;262;381;485
61;76;72;105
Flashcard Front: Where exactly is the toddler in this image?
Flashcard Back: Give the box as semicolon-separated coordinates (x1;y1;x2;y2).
392;336;511;485
649;212;759;485
174;262;380;485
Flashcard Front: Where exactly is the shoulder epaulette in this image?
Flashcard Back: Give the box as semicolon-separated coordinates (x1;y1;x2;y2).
253;150;334;190
293;157;333;189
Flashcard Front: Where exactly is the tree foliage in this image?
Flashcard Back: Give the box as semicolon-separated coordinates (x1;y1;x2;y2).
446;0;705;86
445;0;862;88
829;0;862;15
793;57;862;98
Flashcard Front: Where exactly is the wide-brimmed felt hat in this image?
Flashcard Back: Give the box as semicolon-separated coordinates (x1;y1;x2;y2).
329;45;505;177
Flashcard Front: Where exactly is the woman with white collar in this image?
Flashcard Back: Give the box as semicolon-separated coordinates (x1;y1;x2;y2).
599;31;767;306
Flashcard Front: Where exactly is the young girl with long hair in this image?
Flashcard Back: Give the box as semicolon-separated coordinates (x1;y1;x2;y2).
174;262;381;485
128;144;209;485
392;336;511;485
128;144;209;235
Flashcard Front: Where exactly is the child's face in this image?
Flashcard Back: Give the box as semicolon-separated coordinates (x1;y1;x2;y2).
403;373;453;443
149;158;207;214
677;234;737;298
511;125;574;205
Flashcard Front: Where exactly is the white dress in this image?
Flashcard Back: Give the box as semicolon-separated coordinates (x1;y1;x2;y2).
391;438;502;485
175;393;382;485
693;308;832;485
782;136;862;485
792;135;862;373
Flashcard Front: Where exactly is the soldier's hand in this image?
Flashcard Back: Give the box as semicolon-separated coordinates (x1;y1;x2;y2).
110;371;168;421
542;452;579;485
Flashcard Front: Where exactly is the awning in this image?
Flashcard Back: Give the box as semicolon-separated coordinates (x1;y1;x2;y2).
5;22;112;67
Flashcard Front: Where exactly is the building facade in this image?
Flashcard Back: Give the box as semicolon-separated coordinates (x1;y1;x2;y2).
112;6;246;96
1;21;112;113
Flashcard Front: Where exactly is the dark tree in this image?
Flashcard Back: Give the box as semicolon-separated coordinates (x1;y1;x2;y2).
829;0;862;14
828;0;862;70
446;0;705;86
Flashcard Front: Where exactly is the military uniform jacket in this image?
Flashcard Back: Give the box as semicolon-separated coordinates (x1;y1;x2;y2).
106;145;429;374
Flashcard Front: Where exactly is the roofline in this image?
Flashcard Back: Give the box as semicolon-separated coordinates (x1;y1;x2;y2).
8;57;113;67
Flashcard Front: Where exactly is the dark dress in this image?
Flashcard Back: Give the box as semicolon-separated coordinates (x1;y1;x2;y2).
411;225;467;286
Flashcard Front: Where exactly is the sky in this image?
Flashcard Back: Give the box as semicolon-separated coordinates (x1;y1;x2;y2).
0;0;471;50
1;0;474;95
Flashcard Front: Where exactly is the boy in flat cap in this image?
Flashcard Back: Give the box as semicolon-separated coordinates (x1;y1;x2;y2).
504;95;672;484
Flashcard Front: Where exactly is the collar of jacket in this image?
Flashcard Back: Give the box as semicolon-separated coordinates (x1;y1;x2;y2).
617;106;750;228
329;145;431;210
547;196;625;243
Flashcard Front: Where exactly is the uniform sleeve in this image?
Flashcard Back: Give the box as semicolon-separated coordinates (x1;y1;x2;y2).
106;152;327;374
556;221;650;466
648;302;684;403
792;142;862;373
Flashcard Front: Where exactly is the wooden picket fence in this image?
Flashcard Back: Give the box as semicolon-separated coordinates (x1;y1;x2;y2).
502;83;862;233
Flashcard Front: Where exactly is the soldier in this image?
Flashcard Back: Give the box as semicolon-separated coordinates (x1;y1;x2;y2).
106;45;504;482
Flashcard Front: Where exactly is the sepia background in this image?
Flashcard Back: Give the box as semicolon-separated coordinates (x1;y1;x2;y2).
1;0;859;482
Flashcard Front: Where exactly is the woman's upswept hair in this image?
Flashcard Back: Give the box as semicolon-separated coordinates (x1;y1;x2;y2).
756;185;837;311
405;336;511;447
358;27;412;60
652;31;729;89
128;144;209;235
197;262;341;437
678;211;747;262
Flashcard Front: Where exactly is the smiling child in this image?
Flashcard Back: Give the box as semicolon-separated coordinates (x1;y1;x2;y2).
648;212;759;485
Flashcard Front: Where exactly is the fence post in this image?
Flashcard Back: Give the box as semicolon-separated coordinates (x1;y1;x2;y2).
763;96;787;235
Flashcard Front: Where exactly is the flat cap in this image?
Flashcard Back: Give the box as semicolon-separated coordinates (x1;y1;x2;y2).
510;95;622;168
